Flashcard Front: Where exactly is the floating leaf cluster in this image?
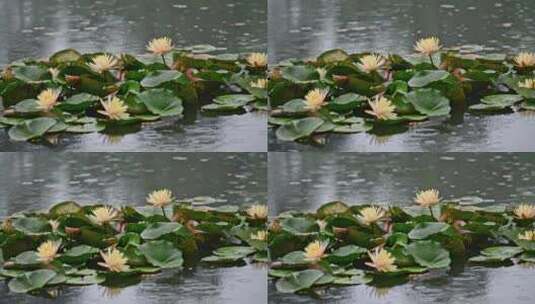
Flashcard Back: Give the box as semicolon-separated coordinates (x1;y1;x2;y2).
268;191;535;296
0;193;267;295
268;37;535;143
0;38;267;142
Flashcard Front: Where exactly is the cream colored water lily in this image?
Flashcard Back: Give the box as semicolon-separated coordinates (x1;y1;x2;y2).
518;230;535;241
365;96;397;120
366;247;397;272
147;37;174;55
518;79;535;89
513;52;535;68
250;230;268;241
414;37;442;55
357;206;386;225
514;203;535;219
246;204;268;220
304;240;328;261
36;88;60;111
98;96;130;120
37;240;61;264
98;247;129;272
358;54;386;73
88;54;118;73
89;206;118;225
246;52;267;68
146;189;174;208
304;88;328;112
250;78;268;89
414;189;441;208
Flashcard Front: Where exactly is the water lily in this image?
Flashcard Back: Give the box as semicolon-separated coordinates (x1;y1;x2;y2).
88;54;118;73
304;240;328;261
246;204;268;220
37;240;61;264
365;247;397;272
357;206;386;225
365;96;397;120
146;188;174;212
518;78;535;89
514;203;535;219
513;52;535;68
358;54;386;73
414;189;441;208
98;96;130;120
89;206;118;225
414;37;442;55
98;247;129;272
304;88;328;112
246;52;267;68
250;230;268;241
250;78;268;89
147;37;174;55
36;88;60;111
518;230;535;241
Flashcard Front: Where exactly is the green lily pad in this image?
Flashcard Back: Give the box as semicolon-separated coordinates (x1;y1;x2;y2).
59;93;100;112
12;217;51;235
12;65;49;83
65;274;105;285
275;117;324;141
275;269;325;293
140;70;184;88
213;246;256;258
13;99;42;114
406;240;451;269
406;88;451;117
13;251;41;267
328;245;367;265
50;49;82;64
281;65;320;83
408;70;450;88
137;89;183;117
328;93;366;111
8;117;57;141
481;246;523;260
280;217;319;236
408;222;450;240
317;49;350;64
8;269;57;293
280;251;308;265
140;222;184;240
61;245;99;265
138;240;184;269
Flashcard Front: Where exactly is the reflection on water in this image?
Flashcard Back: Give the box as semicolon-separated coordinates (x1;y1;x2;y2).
0;0;267;152
268;0;535;152
0;153;267;304
268;153;535;304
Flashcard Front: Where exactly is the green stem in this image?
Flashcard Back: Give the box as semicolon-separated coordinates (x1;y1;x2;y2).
161;207;167;218
161;54;167;67
428;206;435;220
429;54;435;68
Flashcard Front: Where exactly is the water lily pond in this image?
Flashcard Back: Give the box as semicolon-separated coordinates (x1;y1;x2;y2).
0;0;267;152
268;153;535;303
0;153;267;303
268;0;535;152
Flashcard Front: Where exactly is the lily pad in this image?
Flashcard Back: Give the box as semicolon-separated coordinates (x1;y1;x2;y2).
406;88;451;117
328;245;367;265
408;222;450;240
12;217;51;235
140;70;184;88
275;117;324;141
328;93;366;111
59;93;100;112
8;269;57;293
281;65;320;83
406;240;451;269
138;240;184;269
8;117;57;141
137;89;183;117
408;70;450;88
275;269;325;293
280;217;319;236
140;222;183;240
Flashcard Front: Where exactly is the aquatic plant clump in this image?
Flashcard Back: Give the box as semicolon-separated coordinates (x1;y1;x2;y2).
0;191;267;295
268;190;535;296
0;37;267;142
268;37;535;143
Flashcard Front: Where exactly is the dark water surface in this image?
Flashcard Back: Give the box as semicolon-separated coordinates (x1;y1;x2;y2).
0;0;267;152
0;153;267;304
268;0;535;152
268;153;535;303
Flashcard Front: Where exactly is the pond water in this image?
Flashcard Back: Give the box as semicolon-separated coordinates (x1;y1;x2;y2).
268;0;535;152
0;0;267;152
268;153;535;303
0;153;268;304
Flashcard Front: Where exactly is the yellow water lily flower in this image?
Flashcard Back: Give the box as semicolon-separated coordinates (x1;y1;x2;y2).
147;37;174;55
365;248;397;272
513;52;535;68
414;37;442;55
304;240;328;261
36;88;60;111
98;247;129;272
246;204;268;219
518;79;535;89
357;206;386;225
98;96;130;120
518;230;535;241
89;206;118;225
88;54;118;73
365;96;397;120
246;52;267;68
414;189;441;208
250;230;268;241
514;203;535;219
358;54;386;72
37;240;61;264
146;189;174;208
304;88;328;112
250;78;268;89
